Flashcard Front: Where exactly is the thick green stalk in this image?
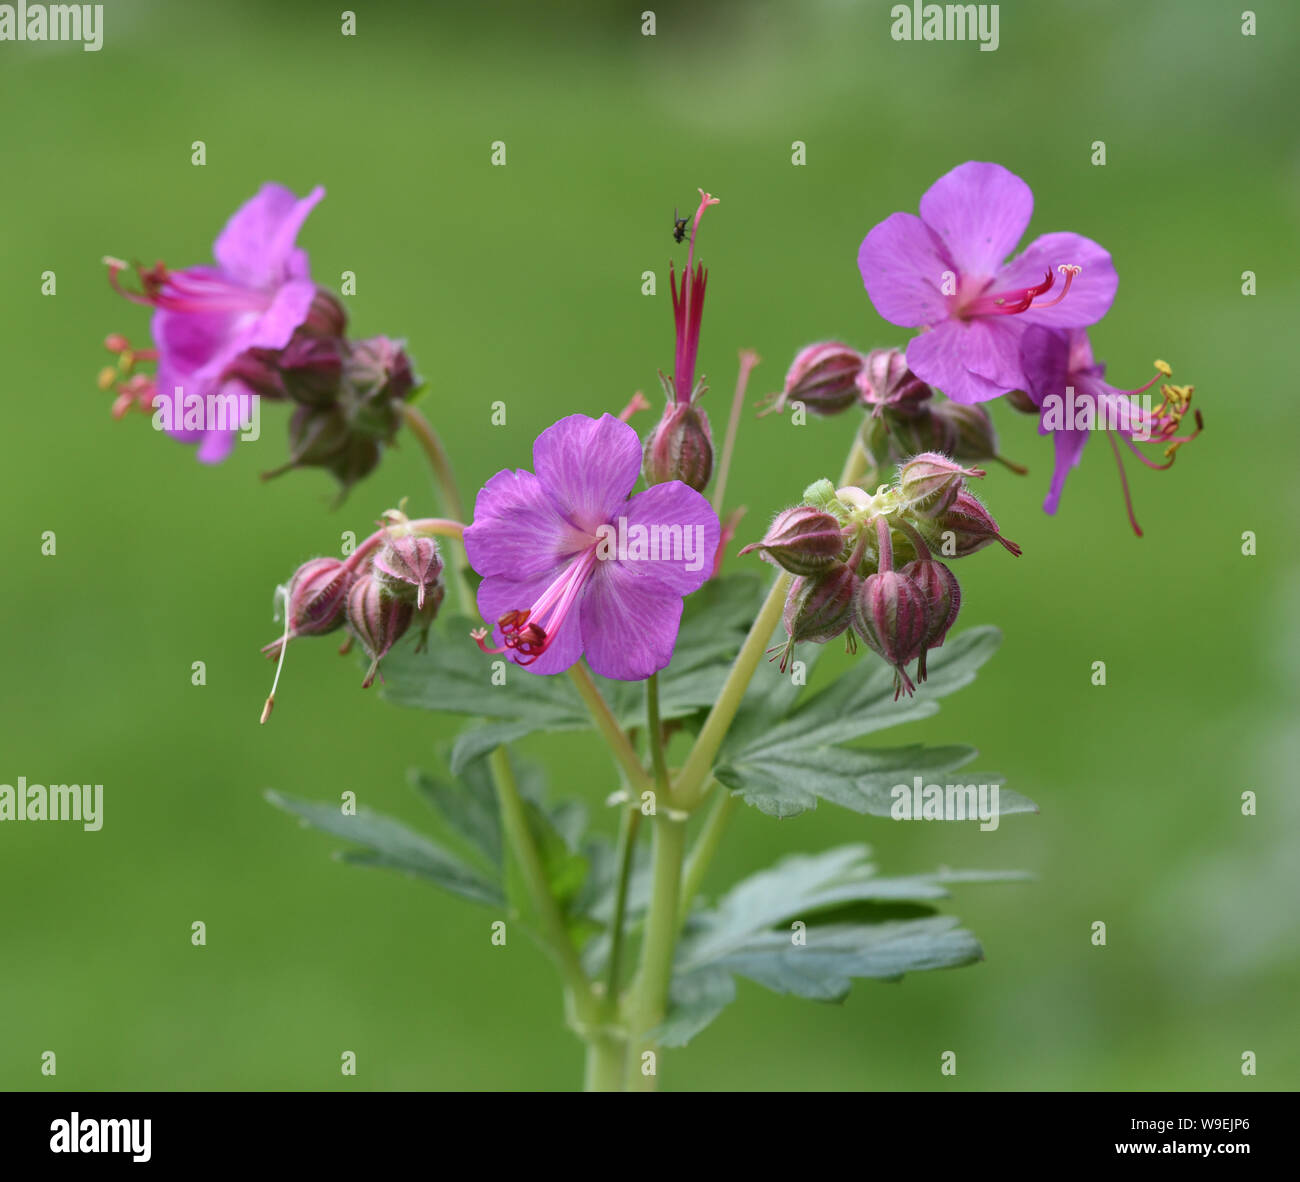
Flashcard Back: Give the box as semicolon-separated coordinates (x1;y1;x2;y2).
671;571;790;811
678;786;737;924
401;403;474;610
625;813;688;1091
488;747;598;1025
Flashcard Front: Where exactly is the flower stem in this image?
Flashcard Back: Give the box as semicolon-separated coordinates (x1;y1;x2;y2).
671;570;790;812
401;403;475;610
584;1033;628;1092
645;673;669;791
488;747;598;1025
568;662;653;792
678;785;737;925
603;804;642;1002
625;812;687;1091
711;349;760;514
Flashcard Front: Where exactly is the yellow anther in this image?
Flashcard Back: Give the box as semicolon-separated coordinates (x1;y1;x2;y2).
1154;359;1172;377
96;366;117;391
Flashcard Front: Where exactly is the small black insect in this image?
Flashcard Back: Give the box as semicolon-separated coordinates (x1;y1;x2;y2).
672;208;689;244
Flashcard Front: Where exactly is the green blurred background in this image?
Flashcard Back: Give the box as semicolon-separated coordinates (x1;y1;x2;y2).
3;0;1297;1090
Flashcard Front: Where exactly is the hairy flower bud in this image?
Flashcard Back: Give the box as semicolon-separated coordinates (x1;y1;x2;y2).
738;506;845;575
260;557;350;660
279;334;345;406
931;399;999;463
900;557;961;681
772;564;859;671
374;534;444;610
925;490;1023;557
346;571;414;689
302;289;348;339
852;569;929;698
898;452;985;515
344;337;416;440
767;342;863;417
643;402;714;491
856;348;931;416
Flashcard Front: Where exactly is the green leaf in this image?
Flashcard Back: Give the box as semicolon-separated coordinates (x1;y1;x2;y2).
655;845;1026;1045
379;616;586;724
409;765;501;868
265;789;503;906
714;626;1035;820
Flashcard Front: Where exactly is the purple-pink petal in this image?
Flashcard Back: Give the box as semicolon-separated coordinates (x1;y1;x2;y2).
532;414;642;531
477;566;585;676
613;481;721;596
918;161;1033;280
906;322;1009;404
858;212;954;328
463;468;591;580
580;564;685;681
1000;232;1117;328
213;183;325;291
958;315;1028;392
1044;428;1090;515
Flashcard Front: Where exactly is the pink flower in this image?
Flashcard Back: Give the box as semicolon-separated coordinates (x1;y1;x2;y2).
107;183;325;462
858;161;1117;404
464;414;720;681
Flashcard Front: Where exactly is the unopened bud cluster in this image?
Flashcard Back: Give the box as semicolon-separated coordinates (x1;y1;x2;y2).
745;453;1020;698
762;344;1023;478
260;513;445;721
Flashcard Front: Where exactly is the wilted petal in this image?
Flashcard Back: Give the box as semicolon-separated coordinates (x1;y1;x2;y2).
1043;428;1090;515
918;161;1033;280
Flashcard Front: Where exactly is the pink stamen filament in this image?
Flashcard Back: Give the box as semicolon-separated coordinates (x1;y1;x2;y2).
1106;430;1143;537
475;547;598;664
966;264;1081;318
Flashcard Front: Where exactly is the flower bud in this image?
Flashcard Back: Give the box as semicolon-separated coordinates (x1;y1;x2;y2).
897;452;985;515
900;557;961;682
931;399;999;463
261;557;350;659
278;334;345;406
327;436;383;497
374;534;444;609
856;348;931;416
766;342;862;416
346;336;415;408
346;571;414;689
773;564;859;671
223;349;287;400
643;402;714;491
284;405;350;466
738;506;845;575
412;581;447;652
852;569;929;698
1005;388;1038;415
301;288;348;339
925;490;1023;557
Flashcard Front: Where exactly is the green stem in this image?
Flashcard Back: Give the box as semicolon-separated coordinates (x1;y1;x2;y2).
626;813;688;1091
401;403;474;610
488;747;598;1025
711;349;760;514
584;1033;627;1092
671;571;790;811
678;786;737;925
603;805;642;1001
645;674;670;794
568;662;654;792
